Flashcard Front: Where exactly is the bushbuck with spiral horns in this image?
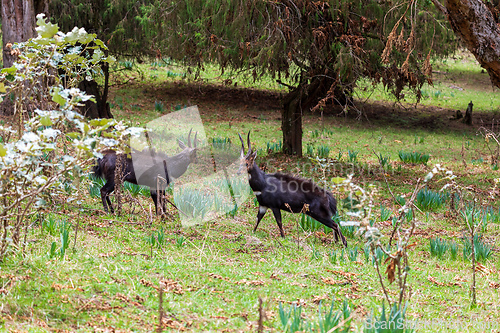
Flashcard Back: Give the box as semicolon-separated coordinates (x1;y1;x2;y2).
93;129;198;214
239;132;347;247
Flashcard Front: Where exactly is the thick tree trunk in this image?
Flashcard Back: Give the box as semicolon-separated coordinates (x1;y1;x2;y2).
77;63;113;119
443;0;500;88
282;87;303;156
1;0;48;115
1;0;48;68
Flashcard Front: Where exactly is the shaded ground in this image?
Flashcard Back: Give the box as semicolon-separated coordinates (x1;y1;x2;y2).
120;80;498;135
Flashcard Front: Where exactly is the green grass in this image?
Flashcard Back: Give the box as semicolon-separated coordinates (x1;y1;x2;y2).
355;52;500;113
2;52;500;331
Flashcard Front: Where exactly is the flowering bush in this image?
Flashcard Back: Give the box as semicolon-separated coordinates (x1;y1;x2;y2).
0;15;141;260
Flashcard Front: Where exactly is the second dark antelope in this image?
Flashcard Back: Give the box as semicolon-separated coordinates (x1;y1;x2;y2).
239;132;347;247
93;130;198;214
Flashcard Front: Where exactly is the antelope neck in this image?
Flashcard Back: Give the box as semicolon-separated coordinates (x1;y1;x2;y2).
248;162;266;190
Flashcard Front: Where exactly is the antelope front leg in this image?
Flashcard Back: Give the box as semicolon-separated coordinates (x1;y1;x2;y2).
254;206;268;233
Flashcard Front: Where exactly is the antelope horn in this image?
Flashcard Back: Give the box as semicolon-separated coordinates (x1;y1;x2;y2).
187;128;193;148
194;132;198;148
247;130;252;153
238;132;245;152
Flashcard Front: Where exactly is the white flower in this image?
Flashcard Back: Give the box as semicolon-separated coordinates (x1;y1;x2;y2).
41;128;60;139
22;132;40;142
424;172;434;182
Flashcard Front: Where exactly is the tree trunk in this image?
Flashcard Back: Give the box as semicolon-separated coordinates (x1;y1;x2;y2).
1;0;48;68
282;87;303;156
444;0;500;88
1;0;48;116
463;101;473;125
77;63;113;119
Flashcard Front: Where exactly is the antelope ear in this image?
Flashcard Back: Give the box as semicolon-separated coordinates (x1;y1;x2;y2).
251;151;257;161
177;139;187;149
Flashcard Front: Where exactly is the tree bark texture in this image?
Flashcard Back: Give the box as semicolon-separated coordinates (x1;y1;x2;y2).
1;0;48;68
282;88;303;156
77;63;113;119
444;0;500;88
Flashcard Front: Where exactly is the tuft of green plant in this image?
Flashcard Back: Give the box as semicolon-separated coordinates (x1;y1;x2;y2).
48;220;71;259
306;144;315;156
329;249;338;264
176;235;186;248
266;140;282;153
300;214;331;234
279;303;309;332
279;300;352;333
88;174;105;199
363;245;370;263
174;187;213;220
317;145;330;158
377;154;391;169
372;246;389;266
119;60;134;70
471;157;484;165
429;237;449;259
416;188;448;211
483;206;500;224
123;181;150;197
154;100;165;113
311;244;322;260
394;195;406;206
336;149;344;161
463;234;493;262
398;150;429;164
450;241;458;260
413;135;425;144
364;303;413;333
146;228;167;250
347;246;359;262
380;205;392;222
318;300;352;333
41;214;60;236
212;137;232;150
347;150;359;163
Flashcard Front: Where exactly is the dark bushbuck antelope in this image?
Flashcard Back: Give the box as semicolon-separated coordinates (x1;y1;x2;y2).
239;132;347;247
93;130;198;214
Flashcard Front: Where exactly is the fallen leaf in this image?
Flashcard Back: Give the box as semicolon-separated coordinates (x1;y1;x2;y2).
312;295;328;304
386;259;396;284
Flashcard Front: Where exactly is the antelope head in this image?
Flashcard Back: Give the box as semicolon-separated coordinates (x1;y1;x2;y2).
177;128;198;164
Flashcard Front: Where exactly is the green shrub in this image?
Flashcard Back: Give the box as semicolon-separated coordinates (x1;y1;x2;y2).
416;188;448;211
174;187;213;220
380;205;392;222
300;214;331;234
212;137;232;150
347;150;359;163
306;144;315;156
364;303;413;333
154;100;165;112
429;237;448;258
279;300;352;333
463;234;493;262
317;145;330;158
267;141;282;153
398;151;429;164
378;154;391;168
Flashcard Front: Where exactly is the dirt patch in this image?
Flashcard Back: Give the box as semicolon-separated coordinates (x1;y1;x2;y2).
144;80;496;134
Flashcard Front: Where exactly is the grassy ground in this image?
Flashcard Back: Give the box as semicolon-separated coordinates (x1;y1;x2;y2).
1;53;500;332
